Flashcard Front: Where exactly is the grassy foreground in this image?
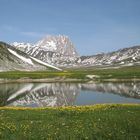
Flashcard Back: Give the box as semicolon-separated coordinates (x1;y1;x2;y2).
0;104;140;140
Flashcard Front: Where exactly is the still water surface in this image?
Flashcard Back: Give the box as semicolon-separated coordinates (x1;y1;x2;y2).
0;82;140;107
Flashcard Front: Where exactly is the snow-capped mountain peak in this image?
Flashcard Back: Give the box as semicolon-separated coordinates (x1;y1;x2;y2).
11;35;140;68
12;35;79;67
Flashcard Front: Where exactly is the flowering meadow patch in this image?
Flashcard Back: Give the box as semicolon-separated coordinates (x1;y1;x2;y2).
0;104;140;139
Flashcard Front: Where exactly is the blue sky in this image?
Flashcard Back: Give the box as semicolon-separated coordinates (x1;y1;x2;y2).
0;0;140;55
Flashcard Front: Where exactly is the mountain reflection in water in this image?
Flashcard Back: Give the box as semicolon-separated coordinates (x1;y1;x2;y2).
0;82;140;107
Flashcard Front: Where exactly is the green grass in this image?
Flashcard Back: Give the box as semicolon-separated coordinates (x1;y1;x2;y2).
0;104;140;140
0;66;140;80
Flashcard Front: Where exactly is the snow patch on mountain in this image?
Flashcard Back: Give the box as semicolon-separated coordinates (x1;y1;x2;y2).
0;42;62;71
30;57;62;71
8;48;62;71
8;48;34;65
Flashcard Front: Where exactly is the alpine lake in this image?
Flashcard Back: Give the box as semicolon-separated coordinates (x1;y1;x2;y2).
1;82;140;108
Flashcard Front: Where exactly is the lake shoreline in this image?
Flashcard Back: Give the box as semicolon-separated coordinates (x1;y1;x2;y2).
0;78;140;84
0;103;139;110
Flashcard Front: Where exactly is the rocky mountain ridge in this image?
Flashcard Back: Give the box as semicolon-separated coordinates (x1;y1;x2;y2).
12;35;140;68
80;46;140;67
12;35;79;67
0;42;62;71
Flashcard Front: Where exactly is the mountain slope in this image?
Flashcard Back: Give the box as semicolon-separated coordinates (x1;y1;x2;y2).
0;42;62;71
12;35;79;67
12;35;140;68
79;46;140;67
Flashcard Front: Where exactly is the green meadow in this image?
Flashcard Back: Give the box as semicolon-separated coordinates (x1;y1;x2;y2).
0;66;140;80
0;104;140;140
